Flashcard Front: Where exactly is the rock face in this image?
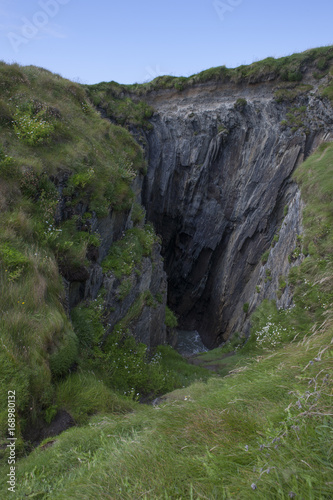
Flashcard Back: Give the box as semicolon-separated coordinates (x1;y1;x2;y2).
56;174;167;349
141;79;333;347
102;242;167;350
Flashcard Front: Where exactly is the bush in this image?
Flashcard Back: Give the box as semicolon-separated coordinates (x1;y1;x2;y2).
56;371;134;424
102;225;157;278
49;329;79;378
165;306;178;328
261;250;270;265
13;108;55;146
234;98;247;111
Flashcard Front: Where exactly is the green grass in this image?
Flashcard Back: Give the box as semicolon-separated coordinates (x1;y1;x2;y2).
2;322;331;499
123;45;333;94
165;305;178;328
84;81;154;129
4;139;332;499
102;224;157;278
0;61;148;442
84;46;333;131
0;54;333;499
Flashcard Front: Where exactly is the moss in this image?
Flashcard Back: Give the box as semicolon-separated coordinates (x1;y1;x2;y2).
102;225;157;278
165;306;178;328
49;329;79;378
122;45;333;95
234;98;247;111
261;250;270;265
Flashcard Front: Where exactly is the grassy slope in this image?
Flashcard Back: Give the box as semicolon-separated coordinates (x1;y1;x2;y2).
2;140;332;499
0;62;146;444
0;61;211;454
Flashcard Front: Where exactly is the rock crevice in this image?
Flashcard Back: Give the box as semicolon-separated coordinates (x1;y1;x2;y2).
140;82;333;347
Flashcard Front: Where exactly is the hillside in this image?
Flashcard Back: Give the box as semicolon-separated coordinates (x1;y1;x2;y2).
0;47;332;499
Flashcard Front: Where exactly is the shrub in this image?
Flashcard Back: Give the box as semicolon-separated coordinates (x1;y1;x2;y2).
13;108;55;146
234;98;247;111
49;329;79;378
56;371;134;424
102;225;157;278
243;302;249;313
165;306;178;328
261;250;270;265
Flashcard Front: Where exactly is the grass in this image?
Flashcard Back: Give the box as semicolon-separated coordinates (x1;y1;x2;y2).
0;61;149;444
0;53;333;499
102;225;157;278
84;81;154;130
123;45;333;94
2;321;331;499
84;46;333;132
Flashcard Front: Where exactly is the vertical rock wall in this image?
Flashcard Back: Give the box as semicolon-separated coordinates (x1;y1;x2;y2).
141;82;333;347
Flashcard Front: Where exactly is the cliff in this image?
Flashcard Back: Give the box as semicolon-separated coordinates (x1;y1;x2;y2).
138;72;333;347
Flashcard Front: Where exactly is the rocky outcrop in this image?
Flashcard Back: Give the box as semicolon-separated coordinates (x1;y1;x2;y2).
55;172;167;349
102;242;167;349
140;79;333;347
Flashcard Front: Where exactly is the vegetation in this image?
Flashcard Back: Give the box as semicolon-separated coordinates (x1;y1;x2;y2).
274;84;313;103
234;97;247;111
0;51;333;499
0;61;170;450
102;225;157;278
280;105;308;133
84;81;154;130
261;250;270;264
123;45;333;94
165;305;178;328
0;135;330;499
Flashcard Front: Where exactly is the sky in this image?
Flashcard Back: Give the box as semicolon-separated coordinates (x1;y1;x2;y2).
0;0;333;85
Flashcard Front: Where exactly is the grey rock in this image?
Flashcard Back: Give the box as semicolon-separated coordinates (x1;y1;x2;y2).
103;243;167;349
140;80;333;347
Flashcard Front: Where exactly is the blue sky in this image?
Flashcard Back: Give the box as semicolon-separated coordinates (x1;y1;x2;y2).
1;0;333;85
